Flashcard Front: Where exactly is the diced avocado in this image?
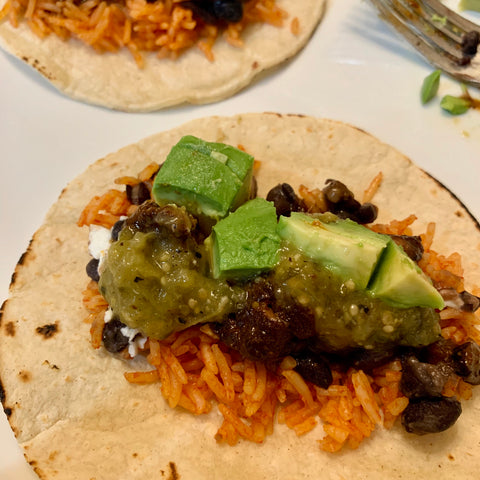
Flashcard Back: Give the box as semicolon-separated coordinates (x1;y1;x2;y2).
277;213;389;289
152;135;254;221
207;198;281;280
368;240;445;309
176;135;253;181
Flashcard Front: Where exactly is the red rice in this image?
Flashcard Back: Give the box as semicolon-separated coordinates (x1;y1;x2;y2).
80;167;480;453
1;0;288;67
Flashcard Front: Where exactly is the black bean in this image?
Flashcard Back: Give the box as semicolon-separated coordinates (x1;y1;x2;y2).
453;342;480;385
293;354;333;389
111;219;125;241
458;291;480;312
439;288;480;312
179;1;216;24
350;348;397;372
400;355;451;399
86;258;100;282
323;179;354;205
354;202;378;224
322;179;378;224
401;397;462;435
102;319;130;353
266;183;304;217
390;235;424;262
126;182;150;205
212;0;243;22
181;0;243;23
422;338;456;366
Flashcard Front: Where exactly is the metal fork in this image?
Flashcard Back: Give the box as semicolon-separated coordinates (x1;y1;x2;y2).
369;0;480;87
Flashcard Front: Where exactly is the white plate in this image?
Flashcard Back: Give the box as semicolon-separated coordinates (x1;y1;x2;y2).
1;0;480;477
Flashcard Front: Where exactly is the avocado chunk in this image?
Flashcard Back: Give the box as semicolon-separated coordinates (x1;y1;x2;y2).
207;198;281;280
277;212;389;289
368;240;445;309
152;136;254;222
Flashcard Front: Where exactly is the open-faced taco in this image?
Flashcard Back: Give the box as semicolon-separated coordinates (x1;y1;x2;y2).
1;113;480;479
0;0;326;111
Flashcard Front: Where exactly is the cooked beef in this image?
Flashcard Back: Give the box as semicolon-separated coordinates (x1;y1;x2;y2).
217;305;294;362
215;279;316;362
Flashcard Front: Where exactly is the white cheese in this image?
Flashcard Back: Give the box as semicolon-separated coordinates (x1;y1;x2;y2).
104;308;114;323
88;225;112;260
120;325;139;342
120;325;147;358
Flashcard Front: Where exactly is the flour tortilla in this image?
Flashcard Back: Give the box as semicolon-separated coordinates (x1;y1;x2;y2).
1;113;480;480
0;0;325;111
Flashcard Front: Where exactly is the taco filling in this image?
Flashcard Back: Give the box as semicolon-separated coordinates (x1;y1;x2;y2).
0;0;289;67
79;135;480;452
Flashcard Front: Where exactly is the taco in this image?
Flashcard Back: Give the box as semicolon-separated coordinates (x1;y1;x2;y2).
0;0;325;111
1;113;480;480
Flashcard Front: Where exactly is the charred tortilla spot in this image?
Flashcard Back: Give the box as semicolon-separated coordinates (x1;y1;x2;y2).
455;210;463;218
16;251;27;266
36;323;59;339
425;171;480;233
162;462;179;480
28;461;47;479
18;370;31;382
42;360;60;370
23;55;55;81
0;300;5;327
48;451;58;461
252;61;259;69
17;239;33;266
5;321;16;337
0;383;13;418
10;239;35;288
0;379;5;404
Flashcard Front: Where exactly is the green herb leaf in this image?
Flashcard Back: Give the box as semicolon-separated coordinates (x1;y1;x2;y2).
421;70;442;104
440;95;471;115
431;14;447;25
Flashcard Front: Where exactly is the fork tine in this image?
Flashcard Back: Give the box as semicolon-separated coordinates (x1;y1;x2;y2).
370;0;463;64
414;0;480;59
369;0;480;86
373;0;467;64
422;0;480;35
